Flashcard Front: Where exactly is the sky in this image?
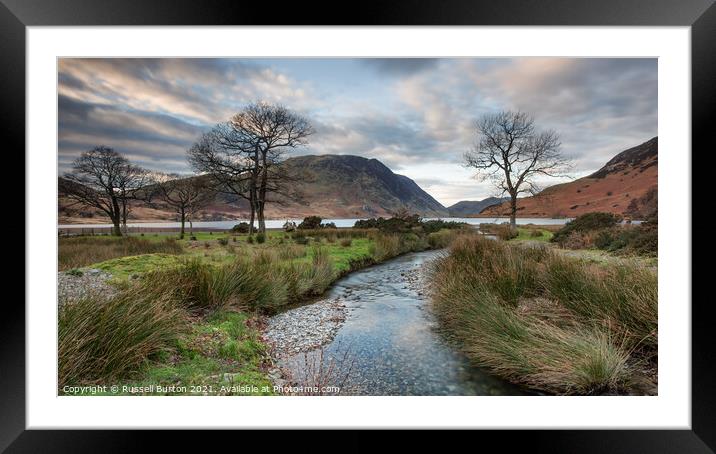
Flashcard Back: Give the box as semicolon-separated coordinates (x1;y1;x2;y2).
57;57;657;207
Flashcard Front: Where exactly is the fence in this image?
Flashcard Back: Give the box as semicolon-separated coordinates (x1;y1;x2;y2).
58;226;229;237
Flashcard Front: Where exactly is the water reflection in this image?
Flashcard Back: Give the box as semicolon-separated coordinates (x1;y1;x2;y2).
279;250;527;396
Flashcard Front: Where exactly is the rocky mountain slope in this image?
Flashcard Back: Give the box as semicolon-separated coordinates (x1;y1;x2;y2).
480;137;658;219
59;154;449;223
447;197;509;217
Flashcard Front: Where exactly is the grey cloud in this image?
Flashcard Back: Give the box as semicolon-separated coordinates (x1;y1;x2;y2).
362;58;440;75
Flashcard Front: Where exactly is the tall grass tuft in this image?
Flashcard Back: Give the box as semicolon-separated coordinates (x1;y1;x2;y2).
58;288;186;386
430;235;656;395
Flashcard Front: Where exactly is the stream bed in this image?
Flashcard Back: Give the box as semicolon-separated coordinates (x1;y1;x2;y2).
266;249;526;396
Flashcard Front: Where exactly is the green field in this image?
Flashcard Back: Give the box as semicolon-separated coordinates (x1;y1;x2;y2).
58;226;465;395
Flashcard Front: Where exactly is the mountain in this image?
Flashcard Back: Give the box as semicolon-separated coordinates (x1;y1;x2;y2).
447;197;509;217
480;137;658;219
58;154;449;223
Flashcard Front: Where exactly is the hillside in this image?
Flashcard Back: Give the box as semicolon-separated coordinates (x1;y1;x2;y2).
58;154;449;223
447;197;509;217
479;137;658;219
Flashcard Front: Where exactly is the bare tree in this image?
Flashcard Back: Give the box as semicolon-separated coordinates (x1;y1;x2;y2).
60;146;147;236
189;102;313;234
188;124;258;233
116;164;150;234
150;174;215;239
464;111;571;229
229;102;313;233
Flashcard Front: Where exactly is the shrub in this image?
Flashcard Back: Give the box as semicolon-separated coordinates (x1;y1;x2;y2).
256;233;266;244
58;287;186;386
551;212;622;244
66;268;83;277
322;222;337;229
421;219;468;234
247;235;255;244
232;222;251;234
530;229;544;237
355;215;422;233
218;237;229;246
340;238;352;247
298;216;323;230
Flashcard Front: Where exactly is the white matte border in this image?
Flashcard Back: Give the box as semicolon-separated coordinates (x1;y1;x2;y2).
27;26;690;429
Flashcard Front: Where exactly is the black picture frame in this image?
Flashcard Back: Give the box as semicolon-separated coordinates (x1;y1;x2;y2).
4;0;710;450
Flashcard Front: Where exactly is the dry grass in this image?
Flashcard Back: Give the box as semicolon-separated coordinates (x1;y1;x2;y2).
430;235;657;395
58;287;186;385
59;236;183;270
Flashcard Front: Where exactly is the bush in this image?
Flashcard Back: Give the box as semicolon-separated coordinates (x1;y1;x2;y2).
247;235;254;244
232;222;251;234
58;288;186;386
421;219;467;234
355;215;422;233
298;216;323;230
218;237;229;246
256;233;266;244
530;229;544;237
322;222;337;229
551;212;622;245
339;238;352;247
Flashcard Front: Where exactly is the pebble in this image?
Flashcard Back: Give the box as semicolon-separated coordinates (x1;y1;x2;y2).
262;298;348;359
57;269;116;306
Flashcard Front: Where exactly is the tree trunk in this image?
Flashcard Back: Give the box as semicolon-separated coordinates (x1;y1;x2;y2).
111;196;123;236
257;155;268;233
249;188;256;235
179;208;186;239
111;217;122;236
257;201;266;233
509;194;518;230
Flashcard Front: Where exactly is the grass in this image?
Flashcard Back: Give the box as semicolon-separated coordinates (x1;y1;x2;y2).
62;310;275;395
59;227;466;392
58;286;186;387
510;227;554;242
59;236;183;271
430;235;657;395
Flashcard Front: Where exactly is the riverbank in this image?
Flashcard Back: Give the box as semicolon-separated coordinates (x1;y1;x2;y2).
58;223;468;395
264;249;526;396
429;235;657;395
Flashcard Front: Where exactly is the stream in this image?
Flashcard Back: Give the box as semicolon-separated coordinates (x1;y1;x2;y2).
273;249;526;396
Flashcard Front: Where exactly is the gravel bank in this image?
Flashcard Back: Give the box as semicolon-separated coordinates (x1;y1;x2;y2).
262;298;348;358
58;269;116;305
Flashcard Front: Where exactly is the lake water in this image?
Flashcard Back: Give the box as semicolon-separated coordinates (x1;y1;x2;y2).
276;249;528;396
58;216;574;230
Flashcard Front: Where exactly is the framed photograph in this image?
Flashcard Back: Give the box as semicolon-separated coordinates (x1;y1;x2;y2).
7;0;711;449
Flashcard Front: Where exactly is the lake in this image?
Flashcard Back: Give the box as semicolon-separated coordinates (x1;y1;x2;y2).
58;216;575;230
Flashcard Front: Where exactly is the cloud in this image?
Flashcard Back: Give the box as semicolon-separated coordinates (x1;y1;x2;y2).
361;58;440;75
57;57;657;206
